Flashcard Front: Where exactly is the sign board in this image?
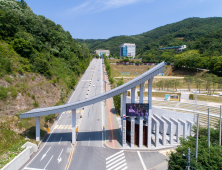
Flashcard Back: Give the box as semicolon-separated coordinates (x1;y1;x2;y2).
123;116;126;120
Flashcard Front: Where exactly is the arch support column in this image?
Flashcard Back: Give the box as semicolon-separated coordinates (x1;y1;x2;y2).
139;83;144;148
72;109;76;145
122;91;127;148
35;116;40;141
147;78;153;148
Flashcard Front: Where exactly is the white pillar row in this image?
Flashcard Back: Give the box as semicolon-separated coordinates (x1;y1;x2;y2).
154;114;167;146
162;116;173;145
147;78;153;148
170;118;180;143
179;119;187;139
130;117;135;148
35;116;40;141
139;83;144;148
122;91;127;148
131;87;136;103
152;116;159;147
72;109;76;145
186;120;194;136
130;87;136;148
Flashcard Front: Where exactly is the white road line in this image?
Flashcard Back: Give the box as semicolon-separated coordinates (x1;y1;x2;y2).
113;163;127;170
107;159;126;170
43;155;53;170
106;153;125;164
59;137;62;145
137;151;147;170
88;138;90;146
106;150;124;160
106;156;125;168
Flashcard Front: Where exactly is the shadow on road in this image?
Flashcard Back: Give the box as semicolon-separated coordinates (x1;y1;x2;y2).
41;129;121;146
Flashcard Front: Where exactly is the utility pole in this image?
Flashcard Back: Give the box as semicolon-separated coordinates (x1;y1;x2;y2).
195;114;199;160
220;105;221;146
208;108;210;148
187;147;190;170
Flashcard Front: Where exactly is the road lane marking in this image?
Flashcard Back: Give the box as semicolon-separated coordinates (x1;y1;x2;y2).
57;149;63;163
43;155;53;170
107;159;126;170
106;156;125;168
105;150;128;170
106;153;125;164
88;138;90;146
137;151;147;170
40;147;51;161
59;137;62;145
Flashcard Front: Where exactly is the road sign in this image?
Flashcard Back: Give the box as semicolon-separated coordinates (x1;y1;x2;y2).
123;116;126;120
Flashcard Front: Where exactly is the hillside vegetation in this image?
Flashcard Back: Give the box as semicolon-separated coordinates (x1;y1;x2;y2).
75;17;222;56
0;0;92;167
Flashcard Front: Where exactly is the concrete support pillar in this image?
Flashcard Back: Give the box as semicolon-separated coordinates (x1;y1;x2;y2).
154;114;167;146
35;116;40;141
170;118;180;143
162;116;173;145
139;83;144;148
130;87;136;148
152;117;159;147
147;78;153;148
122;91;127;148
72;109;76;145
130;117;135;148
179;119;187;139
140;82;144;102
131;87;136;103
187;120;194;136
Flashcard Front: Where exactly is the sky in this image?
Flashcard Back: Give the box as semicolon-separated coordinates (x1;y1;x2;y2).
25;0;222;39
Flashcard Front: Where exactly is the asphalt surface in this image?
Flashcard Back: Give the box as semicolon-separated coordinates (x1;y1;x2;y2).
21;59;168;170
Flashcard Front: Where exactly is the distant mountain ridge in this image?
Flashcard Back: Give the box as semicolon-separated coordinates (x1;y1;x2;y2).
75;17;222;56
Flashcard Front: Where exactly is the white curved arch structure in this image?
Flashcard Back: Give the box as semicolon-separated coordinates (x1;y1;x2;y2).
20;62;164;118
20;61;165;148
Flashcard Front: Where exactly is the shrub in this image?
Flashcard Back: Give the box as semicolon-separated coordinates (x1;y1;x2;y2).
27;92;31;97
11;89;17;99
33;100;39;108
0;86;8;100
5;76;13;84
31;94;35;100
44;114;55;123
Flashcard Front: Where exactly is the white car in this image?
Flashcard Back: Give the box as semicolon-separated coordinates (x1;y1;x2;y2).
93;85;95;87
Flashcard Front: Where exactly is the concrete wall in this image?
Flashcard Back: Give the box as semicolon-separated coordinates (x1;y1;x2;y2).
2;147;31;170
2;142;37;170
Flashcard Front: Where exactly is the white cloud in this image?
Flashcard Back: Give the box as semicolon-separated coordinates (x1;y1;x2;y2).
63;0;154;17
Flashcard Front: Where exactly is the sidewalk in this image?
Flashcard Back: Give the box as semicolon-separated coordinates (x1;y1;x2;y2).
103;66;122;149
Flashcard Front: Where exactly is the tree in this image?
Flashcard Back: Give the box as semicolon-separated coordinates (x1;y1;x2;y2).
184;75;193;91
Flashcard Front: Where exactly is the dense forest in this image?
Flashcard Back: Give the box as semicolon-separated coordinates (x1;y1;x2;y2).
75;17;222;56
0;0;92;93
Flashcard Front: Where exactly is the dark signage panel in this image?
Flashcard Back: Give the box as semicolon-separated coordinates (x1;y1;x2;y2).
126;103;149;116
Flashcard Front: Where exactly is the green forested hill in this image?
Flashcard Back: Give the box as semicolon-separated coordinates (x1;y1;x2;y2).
0;0;92;91
75;17;222;56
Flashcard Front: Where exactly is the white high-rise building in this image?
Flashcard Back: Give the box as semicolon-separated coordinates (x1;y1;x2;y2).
120;43;136;58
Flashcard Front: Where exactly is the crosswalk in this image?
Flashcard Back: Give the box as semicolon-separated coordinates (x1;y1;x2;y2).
158;149;175;157
106;150;127;170
55;125;72;129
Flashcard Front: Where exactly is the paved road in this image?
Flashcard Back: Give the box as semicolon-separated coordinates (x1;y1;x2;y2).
21;59;169;170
